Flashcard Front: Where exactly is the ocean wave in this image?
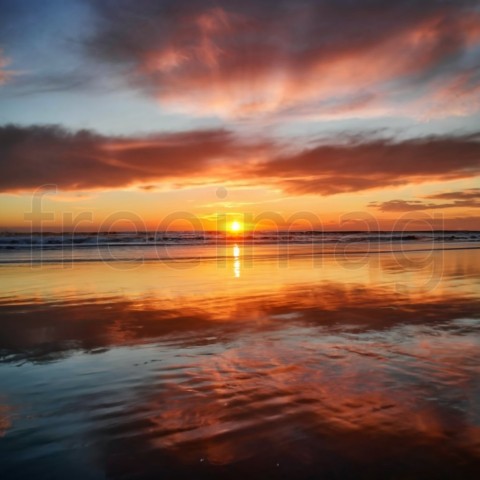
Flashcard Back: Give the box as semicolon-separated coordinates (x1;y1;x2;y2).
0;230;479;251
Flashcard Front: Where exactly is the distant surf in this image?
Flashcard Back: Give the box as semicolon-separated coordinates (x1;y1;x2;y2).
1;230;479;250
0;231;479;264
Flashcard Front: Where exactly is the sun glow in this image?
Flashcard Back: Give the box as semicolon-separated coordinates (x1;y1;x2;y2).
229;220;243;233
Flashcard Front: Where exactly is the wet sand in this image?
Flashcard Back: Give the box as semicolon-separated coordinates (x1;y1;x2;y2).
0;246;480;479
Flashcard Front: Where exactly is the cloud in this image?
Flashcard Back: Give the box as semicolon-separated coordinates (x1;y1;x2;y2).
416;68;480;119
252;134;480;195
0;124;479;197
1;125;480;194
370;199;480;212
4;70;103;96
371;189;480;212
0;124;260;192
376;189;480;212
426;188;480;201
84;0;480;119
0;49;12;85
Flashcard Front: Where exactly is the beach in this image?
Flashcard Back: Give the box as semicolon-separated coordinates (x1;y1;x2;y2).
2;1;480;477
0;237;479;479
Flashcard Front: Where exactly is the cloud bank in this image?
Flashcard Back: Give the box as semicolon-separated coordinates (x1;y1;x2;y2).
0;125;255;191
1;124;479;194
252;134;480;195
84;0;480;118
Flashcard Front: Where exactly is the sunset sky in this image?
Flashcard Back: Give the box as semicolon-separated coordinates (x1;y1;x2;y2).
0;0;479;231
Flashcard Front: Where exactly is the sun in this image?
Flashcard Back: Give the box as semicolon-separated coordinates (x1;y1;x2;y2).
229;220;243;233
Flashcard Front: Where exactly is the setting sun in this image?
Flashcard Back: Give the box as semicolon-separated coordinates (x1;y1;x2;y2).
229;220;243;233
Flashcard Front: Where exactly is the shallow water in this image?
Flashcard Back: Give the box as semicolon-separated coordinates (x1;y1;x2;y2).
1;245;480;479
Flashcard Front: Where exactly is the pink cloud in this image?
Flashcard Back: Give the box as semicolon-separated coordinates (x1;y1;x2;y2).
86;1;480;119
417;69;480;119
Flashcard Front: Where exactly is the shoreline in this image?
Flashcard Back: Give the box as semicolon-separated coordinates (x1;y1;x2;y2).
0;240;479;265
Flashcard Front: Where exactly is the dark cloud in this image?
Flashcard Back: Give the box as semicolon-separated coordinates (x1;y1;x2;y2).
1;125;479;194
371;189;480;211
370;199;480;212
0;49;12;85
253;134;480;195
0;124;251;191
83;0;480;117
426;188;480;201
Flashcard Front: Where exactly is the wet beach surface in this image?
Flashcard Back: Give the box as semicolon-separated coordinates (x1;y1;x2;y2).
1;246;480;479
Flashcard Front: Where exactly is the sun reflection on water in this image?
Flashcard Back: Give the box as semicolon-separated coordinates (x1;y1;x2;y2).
233;243;241;278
